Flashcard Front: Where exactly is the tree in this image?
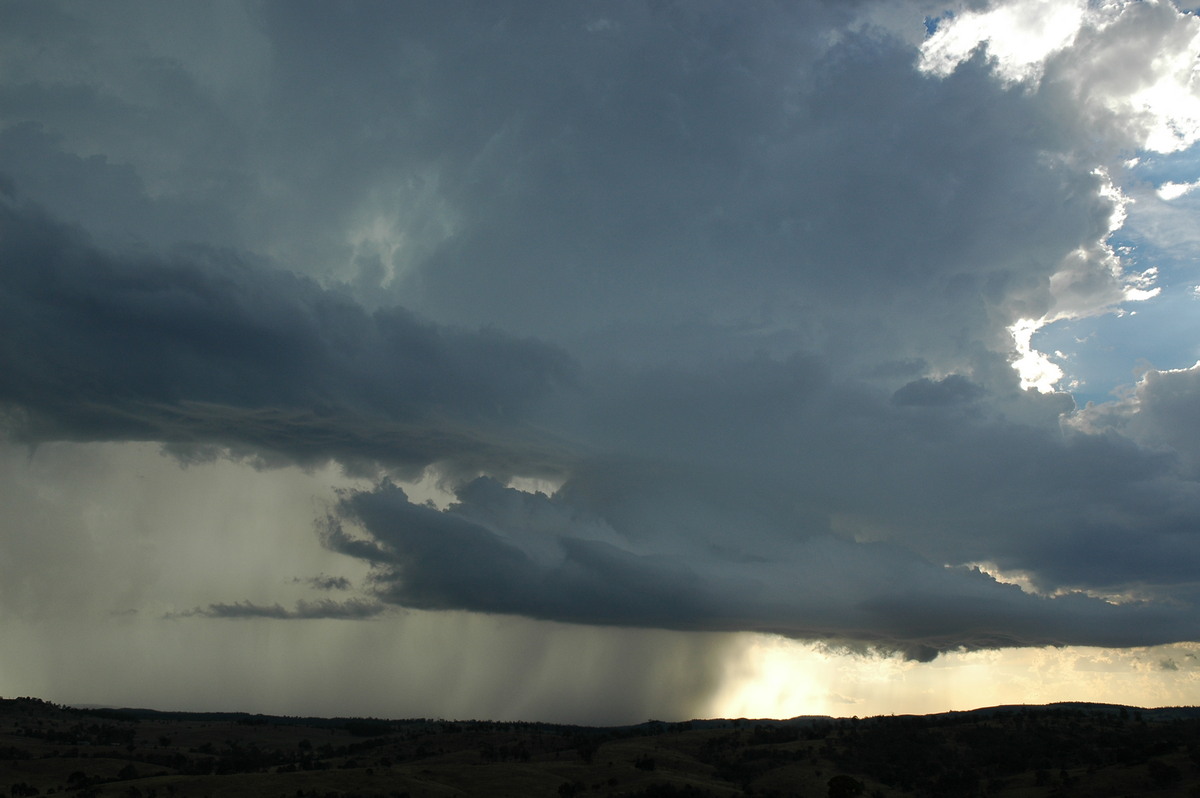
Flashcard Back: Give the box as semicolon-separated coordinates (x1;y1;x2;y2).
828;774;865;798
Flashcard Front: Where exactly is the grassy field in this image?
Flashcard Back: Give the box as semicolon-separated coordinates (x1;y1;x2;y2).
2;697;1199;796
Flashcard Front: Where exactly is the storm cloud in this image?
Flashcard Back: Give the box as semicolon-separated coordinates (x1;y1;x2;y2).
5;0;1200;719
0;194;574;477
325;478;1197;657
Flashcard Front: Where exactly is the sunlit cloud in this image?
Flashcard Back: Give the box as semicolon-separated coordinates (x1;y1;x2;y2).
1158;179;1200;200
919;0;1096;83
1010;318;1066;392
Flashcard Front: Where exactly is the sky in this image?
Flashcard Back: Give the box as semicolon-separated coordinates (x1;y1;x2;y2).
4;0;1200;726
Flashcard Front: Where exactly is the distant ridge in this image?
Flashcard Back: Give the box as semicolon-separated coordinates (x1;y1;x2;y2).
4;696;1200;796
6;694;1200;728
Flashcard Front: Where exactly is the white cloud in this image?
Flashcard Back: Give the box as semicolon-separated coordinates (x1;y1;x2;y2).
922;1;1200;153
1045;0;1200;153
1158;179;1200;199
1010;318;1066;392
919;0;1097;83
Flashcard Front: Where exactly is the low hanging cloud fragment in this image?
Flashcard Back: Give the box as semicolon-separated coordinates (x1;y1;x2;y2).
174;599;386;621
297;574;353;592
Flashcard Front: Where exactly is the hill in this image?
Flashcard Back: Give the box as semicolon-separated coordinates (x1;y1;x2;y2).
2;697;1198;797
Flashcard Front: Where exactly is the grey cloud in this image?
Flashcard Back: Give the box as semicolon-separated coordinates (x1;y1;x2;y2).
0;1;1132;377
557;352;1182;584
4;181;1196;657
325;479;1198;656
892;375;985;406
12;0;1080;379
298;575;353;592
5;0;1200;672
0;122;239;253
1114;364;1200;474
176;599;386;621
0;195;574;476
0;2;263;241
601;365;1192;634
362;16;1118;377
0;1;1135;374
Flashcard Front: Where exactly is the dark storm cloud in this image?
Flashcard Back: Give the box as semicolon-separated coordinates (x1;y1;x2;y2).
297;575;353;592
0;194;574;476
553;349;1196;604
0;122;238;253
311;6;1111;374
327;481;725;629
891;375;986;406
177;599;386;620
4;0;1200;665
4;189;1195;655
325;479;1197;656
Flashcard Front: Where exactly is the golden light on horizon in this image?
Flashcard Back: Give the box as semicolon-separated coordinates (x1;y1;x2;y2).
711;636;1200;720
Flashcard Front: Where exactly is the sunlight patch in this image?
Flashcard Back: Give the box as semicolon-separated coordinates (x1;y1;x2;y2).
506;475;565;497
919;0;1093;84
1124;39;1200;153
344;172;460;292
713;637;1200;720
957;561;1043;595
396;468;459;511
1010;318;1065;393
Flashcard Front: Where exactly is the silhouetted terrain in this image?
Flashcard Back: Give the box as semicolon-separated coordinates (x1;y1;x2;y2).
3;697;1199;797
